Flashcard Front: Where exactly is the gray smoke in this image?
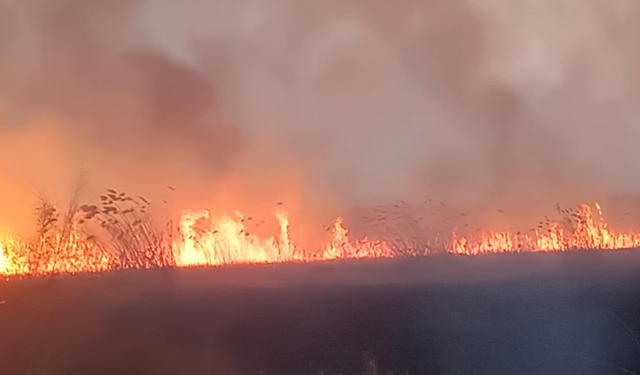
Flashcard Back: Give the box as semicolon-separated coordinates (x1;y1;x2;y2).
2;0;640;232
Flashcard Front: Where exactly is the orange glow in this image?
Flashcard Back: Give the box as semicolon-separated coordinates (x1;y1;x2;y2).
450;204;640;255
174;211;391;267
0;237;11;275
320;217;394;260
0;234;26;276
175;209;302;267
0;232;114;276
1;203;640;276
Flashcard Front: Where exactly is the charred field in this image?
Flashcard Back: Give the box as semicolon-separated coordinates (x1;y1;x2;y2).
1;250;640;375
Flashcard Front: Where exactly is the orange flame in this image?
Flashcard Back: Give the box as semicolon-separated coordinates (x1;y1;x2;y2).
449;204;640;255
174;211;391;267
175;209;301;267
321;217;394;260
0;239;9;275
1;203;639;276
0;232;113;276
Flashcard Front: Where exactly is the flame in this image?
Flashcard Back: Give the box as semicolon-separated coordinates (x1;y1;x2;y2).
0;234;22;276
450;203;640;255
1;202;640;276
0;232;113;276
175;209;301;267
174;211;391;266
321;217;393;260
0;239;9;275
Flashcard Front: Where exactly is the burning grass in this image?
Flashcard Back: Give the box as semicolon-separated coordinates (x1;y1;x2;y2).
449;203;640;255
2;190;640;277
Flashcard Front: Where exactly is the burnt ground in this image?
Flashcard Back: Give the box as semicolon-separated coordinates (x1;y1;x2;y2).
1;251;640;375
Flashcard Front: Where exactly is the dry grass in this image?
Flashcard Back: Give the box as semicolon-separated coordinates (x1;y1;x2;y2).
4;185;175;275
80;188;175;269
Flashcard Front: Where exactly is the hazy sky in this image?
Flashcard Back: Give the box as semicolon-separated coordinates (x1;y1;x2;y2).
2;0;640;233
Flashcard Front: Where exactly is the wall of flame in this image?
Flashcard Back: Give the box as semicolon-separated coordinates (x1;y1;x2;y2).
1;203;640;277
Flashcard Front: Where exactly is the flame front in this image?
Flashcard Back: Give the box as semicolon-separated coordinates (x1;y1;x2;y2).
175;210;300;267
174;211;390;267
449;204;640;255
0;232;114;276
2;203;640;276
321;217;393;260
0;239;9;275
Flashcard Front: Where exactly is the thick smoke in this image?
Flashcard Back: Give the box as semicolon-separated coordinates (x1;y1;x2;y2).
2;0;640;234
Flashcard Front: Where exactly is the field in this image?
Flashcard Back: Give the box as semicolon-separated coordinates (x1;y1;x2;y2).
1;250;640;375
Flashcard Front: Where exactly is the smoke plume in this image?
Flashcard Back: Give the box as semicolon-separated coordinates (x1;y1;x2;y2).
2;0;640;234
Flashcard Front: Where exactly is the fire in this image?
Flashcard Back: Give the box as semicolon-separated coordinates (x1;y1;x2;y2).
1;202;640;277
174;211;391;267
321;217;393;260
0;232;113;276
0;238;9;275
0;234;23;276
450;204;640;255
175;209;301;267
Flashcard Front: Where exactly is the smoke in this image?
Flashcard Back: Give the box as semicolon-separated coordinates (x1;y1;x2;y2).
2;0;640;234
0;0;245;232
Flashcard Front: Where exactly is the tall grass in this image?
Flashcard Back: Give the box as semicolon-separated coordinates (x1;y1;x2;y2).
80;188;175;269
3;186;175;275
4;191;113;275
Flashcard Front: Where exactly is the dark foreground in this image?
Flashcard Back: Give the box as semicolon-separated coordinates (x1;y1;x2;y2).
1;251;640;375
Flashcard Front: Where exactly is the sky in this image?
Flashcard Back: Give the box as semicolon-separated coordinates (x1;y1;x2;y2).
1;0;640;234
